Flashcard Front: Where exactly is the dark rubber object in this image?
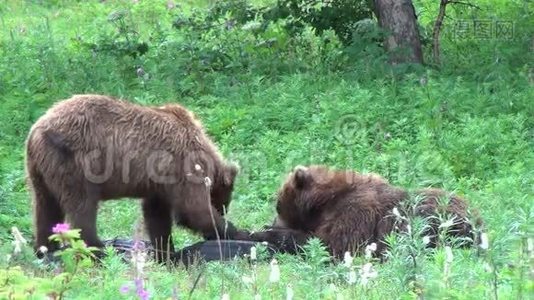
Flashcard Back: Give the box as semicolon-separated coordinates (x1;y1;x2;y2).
175;240;277;266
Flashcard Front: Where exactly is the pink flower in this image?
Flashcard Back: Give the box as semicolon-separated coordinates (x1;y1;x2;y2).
119;284;130;294
134;278;149;300
52;223;70;234
137;289;149;300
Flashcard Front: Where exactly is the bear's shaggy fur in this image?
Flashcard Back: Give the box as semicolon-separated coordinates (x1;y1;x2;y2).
26;94;247;261
251;165;482;258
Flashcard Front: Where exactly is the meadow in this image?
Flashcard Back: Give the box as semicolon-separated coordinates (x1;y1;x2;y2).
0;0;532;299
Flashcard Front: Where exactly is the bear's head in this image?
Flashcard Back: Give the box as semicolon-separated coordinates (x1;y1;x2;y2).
274;165;357;232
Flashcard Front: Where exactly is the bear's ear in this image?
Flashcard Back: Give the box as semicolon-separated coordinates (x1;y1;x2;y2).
293;165;310;189
223;162;239;186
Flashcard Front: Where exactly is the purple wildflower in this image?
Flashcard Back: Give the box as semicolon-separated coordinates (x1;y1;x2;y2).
52;223;70;234
134;278;149;300
137;288;149;300
119;284;130;294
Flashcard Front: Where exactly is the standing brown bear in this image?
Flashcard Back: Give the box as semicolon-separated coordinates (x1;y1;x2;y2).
250;165;482;258
26;94;248;262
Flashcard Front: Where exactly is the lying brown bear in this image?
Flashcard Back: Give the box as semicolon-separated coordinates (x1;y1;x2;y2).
249;165;483;258
25;94;248;261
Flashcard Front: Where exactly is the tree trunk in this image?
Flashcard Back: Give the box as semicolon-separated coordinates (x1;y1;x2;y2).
374;0;423;64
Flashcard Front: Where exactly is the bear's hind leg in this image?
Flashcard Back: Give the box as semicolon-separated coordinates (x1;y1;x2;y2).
31;173;65;257
142;196;174;263
67;198;104;250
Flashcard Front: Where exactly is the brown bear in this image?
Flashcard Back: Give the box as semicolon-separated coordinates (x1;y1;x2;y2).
249;165;482;258
25;94;248;262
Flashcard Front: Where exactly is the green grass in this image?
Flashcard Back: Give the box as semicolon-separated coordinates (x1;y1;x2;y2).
0;0;533;299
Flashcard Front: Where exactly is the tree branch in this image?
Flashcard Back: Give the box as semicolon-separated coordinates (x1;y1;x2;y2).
432;0;449;66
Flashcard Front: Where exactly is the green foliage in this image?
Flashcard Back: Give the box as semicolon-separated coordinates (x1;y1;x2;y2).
262;0;373;45
0;0;532;299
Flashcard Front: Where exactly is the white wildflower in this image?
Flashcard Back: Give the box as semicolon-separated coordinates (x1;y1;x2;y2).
422;236;431;245
347;268;357;285
194;164;202;171
242;276;253;284
12;241;22;255
221;293;230;300
343;251;353;267
286;284;294;300
365;243;377;259
269;259;280;283
479;232;489;250
11;227;27;245
359;262;378;286
439;218;455;229
250;246;257;261
444;246;454;264
254;294;261;300
11;227;27;255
